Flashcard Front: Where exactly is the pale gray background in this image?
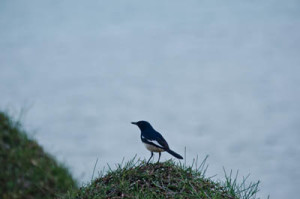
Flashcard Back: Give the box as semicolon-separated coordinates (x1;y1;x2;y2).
1;0;300;198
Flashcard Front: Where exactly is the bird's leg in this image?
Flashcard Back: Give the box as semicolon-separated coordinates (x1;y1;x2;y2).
147;152;153;164
157;152;161;163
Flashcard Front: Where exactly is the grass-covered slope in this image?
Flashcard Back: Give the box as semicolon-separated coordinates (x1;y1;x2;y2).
63;158;260;199
0;112;77;199
0;110;261;199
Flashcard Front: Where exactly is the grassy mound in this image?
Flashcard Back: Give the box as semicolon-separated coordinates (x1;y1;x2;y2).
63;157;260;199
0;112;77;199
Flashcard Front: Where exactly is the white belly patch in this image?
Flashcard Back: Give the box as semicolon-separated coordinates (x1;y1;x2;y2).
144;143;165;152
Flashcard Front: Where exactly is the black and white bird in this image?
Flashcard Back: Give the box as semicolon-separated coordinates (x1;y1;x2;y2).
131;121;183;163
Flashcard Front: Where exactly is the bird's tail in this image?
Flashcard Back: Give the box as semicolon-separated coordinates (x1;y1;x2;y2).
166;149;183;159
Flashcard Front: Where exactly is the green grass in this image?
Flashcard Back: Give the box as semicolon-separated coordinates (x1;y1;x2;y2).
0;110;262;199
0;111;77;199
62;156;260;199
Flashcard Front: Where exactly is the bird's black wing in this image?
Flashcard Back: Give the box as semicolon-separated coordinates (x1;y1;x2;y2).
141;130;169;150
154;133;169;149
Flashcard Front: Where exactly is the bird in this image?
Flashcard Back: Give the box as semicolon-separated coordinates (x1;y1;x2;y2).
131;120;183;164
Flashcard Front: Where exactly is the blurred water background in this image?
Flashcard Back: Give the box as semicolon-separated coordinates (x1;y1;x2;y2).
1;0;300;198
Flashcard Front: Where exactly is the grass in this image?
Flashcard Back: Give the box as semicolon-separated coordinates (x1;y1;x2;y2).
0;111;77;199
0;110;262;199
62;156;260;199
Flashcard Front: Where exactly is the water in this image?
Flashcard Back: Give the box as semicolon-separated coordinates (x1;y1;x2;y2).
1;0;300;198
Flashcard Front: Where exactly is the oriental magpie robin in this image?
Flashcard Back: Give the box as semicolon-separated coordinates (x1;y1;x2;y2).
131;121;183;164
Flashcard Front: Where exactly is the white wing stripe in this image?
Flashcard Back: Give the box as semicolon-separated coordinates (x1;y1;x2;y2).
148;140;164;148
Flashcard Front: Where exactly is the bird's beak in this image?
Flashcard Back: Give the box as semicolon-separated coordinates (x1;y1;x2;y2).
131;122;137;125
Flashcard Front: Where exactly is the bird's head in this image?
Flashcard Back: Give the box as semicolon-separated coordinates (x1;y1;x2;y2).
131;120;153;131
